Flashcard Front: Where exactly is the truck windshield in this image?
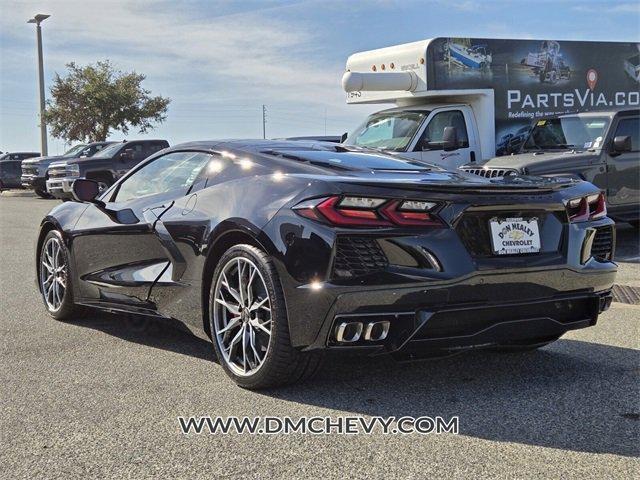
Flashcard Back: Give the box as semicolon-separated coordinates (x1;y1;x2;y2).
344;111;428;151
62;144;88;157
523;116;609;151
92;143;123;158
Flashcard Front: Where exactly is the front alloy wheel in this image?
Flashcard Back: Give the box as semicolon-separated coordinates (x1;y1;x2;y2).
40;236;67;312
39;230;79;320
213;257;272;376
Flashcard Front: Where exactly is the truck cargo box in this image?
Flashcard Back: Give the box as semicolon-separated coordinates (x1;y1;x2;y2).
343;38;640;159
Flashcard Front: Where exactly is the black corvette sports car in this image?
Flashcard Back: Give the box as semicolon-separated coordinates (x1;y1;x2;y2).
36;140;616;388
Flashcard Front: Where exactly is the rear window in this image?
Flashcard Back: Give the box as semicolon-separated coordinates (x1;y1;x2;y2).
270;150;431;171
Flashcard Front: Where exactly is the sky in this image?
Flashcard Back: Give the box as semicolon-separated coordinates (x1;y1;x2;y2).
1;0;639;154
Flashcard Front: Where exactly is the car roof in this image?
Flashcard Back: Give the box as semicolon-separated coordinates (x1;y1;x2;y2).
166;139;435;172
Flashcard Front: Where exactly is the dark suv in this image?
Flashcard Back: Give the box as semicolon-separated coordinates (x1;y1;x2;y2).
46;139;169;199
461;109;639;226
21;142;113;198
0;152;40;190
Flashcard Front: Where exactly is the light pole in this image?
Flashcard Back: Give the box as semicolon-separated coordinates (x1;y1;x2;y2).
27;14;50;156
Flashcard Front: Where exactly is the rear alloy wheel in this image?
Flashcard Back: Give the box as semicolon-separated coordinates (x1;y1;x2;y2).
209;245;322;389
39;230;80;320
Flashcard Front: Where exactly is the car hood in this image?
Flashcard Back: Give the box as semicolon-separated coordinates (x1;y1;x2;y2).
22;155;64;165
462;150;600;172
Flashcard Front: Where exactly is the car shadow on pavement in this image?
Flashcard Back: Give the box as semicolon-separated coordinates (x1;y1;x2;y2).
67;309;638;457
68;310;215;362
265;340;640;458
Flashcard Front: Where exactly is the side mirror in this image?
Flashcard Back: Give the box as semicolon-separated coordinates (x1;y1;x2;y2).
612;135;632;154
340;132;348;143
442;126;459;151
72;178;100;203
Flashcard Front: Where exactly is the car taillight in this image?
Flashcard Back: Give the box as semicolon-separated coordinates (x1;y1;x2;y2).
566;192;607;222
293;195;442;227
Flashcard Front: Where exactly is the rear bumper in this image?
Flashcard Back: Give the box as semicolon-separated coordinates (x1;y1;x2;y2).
46;177;74;199
300;265;616;354
321;291;612;358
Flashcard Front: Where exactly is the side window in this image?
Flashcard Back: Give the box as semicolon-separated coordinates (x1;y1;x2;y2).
144;142;166;158
113;151;213;203
614;118;639;152
417;110;469;150
129;143;146;161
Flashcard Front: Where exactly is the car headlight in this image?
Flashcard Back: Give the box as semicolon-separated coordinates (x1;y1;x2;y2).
66;164;80;177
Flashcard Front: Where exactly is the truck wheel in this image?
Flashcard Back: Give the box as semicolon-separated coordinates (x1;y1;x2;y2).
91;174;113;192
35;189;51;199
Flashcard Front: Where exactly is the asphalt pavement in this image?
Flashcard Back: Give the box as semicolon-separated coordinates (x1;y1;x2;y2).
1;193;638;479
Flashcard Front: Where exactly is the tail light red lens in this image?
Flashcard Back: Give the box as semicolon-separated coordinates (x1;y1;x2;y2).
380;200;442;226
294;195;443;227
567;192;607;222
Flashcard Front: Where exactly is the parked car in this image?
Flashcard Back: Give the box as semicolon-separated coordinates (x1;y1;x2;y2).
35;140;615;388
460;109;639;227
46;139;169;200
0;152;40;191
21;143;112;198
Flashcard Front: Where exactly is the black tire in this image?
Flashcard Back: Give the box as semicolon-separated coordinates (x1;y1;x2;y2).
208;244;323;389
493;335;561;353
38;230;82;320
35;189;51;199
90;173;114;193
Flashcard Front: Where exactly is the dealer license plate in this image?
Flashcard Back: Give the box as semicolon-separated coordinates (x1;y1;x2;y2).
489;217;541;255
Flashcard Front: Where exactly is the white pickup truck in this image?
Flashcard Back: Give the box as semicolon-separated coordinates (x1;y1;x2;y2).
342;37;640;169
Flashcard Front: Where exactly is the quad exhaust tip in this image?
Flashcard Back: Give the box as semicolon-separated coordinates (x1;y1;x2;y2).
335;320;390;343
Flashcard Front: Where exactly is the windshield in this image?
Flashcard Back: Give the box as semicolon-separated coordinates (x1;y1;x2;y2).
524;117;609;151
62;144;88;158
344;111;428;151
92;143;123;158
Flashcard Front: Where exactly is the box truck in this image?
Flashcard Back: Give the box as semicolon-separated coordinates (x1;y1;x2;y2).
342;37;640;168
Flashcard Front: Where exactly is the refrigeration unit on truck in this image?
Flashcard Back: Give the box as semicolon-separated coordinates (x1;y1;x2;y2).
342;37;640;168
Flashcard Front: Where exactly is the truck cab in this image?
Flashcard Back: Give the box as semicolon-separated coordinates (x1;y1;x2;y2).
344;104;479;168
46;139;169;200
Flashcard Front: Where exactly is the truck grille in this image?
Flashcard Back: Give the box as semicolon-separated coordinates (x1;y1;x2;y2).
591;226;614;261
332;236;388;278
47;166;68;179
462;168;518;178
21;165;37;176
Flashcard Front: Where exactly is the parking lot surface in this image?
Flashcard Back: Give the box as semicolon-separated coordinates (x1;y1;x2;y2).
1;193;639;479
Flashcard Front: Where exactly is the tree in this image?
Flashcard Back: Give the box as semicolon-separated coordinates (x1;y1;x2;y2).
44;61;170;142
